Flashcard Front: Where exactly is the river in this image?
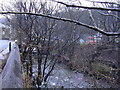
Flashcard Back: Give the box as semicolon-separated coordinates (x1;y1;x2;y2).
33;63;111;88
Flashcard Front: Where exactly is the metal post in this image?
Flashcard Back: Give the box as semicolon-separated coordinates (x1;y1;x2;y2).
9;42;11;52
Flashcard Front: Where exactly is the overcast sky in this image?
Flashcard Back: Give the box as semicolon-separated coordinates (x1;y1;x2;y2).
0;0;119;19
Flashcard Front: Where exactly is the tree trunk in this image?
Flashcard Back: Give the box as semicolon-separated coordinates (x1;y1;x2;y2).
117;42;120;85
37;48;42;88
29;47;33;77
117;2;120;86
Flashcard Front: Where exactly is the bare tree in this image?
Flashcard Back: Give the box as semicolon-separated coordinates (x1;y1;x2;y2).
0;0;120;88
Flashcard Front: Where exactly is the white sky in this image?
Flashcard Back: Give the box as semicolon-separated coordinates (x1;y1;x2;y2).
0;0;119;19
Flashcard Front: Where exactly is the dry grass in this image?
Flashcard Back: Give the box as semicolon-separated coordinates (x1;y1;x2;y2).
22;71;32;88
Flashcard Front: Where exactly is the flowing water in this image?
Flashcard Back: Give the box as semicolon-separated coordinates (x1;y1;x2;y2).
33;63;111;88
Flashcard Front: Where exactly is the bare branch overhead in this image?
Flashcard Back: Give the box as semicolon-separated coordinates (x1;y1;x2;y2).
53;1;120;11
85;0;120;5
0;11;120;36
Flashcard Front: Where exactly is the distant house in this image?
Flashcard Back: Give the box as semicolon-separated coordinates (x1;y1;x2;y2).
87;36;96;44
87;34;102;44
79;39;85;44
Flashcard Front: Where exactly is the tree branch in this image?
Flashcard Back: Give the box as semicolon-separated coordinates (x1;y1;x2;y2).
0;11;120;36
85;0;120;5
53;1;120;12
97;11;120;20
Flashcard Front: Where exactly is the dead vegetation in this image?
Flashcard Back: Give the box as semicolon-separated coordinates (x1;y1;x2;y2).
57;43;119;85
